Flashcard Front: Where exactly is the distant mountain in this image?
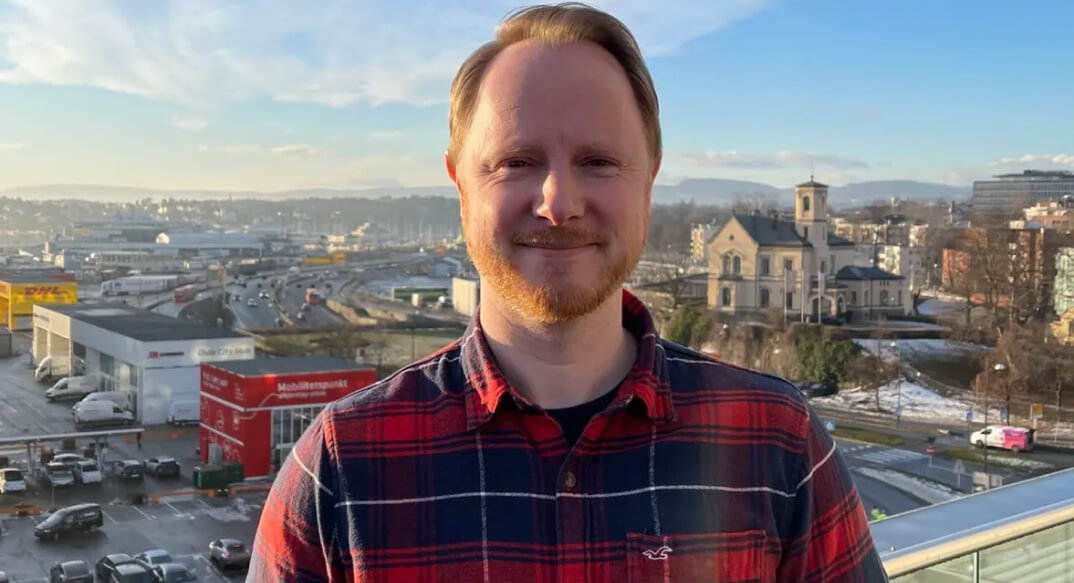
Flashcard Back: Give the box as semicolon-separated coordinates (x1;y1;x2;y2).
2;178;971;206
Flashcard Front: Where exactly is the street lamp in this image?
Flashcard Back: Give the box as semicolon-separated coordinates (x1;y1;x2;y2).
890;341;902;424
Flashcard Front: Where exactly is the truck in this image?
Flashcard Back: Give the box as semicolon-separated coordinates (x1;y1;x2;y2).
100;275;181;296
45;375;99;401
305;288;322;305
35;355;84;383
174;284;198;303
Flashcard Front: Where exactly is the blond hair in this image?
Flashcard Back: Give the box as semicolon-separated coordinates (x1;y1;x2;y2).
447;2;661;165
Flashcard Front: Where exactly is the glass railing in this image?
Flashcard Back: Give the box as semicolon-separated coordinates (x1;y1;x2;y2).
875;467;1074;581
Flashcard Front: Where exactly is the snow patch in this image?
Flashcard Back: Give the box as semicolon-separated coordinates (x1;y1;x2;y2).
856;467;961;505
814;380;1001;424
975;454;1053;471
204;497;257;523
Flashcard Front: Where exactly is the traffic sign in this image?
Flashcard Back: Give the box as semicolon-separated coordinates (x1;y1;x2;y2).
1000;408;1008;423
1031;403;1044;419
952;460;965;475
895;405;903;418
926;445;935;457
824;419;837;432
966;410;973;423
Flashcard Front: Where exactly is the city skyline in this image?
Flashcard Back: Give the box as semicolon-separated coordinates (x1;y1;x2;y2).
0;0;1070;192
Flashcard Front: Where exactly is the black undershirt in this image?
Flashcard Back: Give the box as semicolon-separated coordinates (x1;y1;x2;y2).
546;386;620;448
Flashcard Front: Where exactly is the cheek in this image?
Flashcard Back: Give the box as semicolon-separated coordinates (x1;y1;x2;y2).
464;185;533;236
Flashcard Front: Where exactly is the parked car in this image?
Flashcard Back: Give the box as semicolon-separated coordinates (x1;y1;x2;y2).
246;298;257;307
296;312;306;321
48;560;93;583
108;563;153;583
209;538;251;570
73;460;103;484
794;380;838;398
52;453;86;470
134;550;174;571
144;456;180;478
0;467;26;493
34;503;104;541
150;563;196;583
113;459;144;480
95;554;136;581
44;462;75;487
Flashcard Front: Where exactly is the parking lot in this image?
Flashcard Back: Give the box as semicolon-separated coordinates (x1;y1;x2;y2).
1;491;263;581
0;337;264;581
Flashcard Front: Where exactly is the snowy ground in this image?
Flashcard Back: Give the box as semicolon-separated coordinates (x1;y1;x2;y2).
856;467;961;505
813;380;1003;424
853;338;989;362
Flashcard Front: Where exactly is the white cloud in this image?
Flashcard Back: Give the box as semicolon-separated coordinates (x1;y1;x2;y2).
171;116;207;131
366;131;403;140
0;0;776;107
0;142;28;150
991;153;1074;168
271;144;320;157
196;143;321;157
678;149;870;170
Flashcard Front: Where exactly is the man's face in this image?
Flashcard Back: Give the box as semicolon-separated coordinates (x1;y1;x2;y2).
449;40;657;325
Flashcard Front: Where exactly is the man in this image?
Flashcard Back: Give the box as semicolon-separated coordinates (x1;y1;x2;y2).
249;3;887;582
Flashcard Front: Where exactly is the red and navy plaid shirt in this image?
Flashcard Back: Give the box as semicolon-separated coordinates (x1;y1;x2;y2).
250;290;887;582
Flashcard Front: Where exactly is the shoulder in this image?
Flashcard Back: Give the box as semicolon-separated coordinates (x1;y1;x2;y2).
318;339;469;442
659;338;810;423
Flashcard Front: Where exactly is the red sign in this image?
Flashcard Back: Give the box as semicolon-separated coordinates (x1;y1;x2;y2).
926;446;935;457
23;286;62;296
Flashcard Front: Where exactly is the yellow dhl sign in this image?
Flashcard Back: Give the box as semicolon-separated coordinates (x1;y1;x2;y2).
0;282;78;313
332;251;347;264
303;255;333;265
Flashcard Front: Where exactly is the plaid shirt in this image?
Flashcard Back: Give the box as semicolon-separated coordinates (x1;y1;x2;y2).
250;290;887;582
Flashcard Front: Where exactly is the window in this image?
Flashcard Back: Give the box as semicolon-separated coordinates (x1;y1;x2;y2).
865;290;870;305
786;292;794;309
721;287;731;306
804;226;809;239
760;288;770;308
820;260;826;274
898;290;903;305
830;254;835;274
783;258;793;272
732;256;741;275
880;290;889;305
722;254;730;274
851;291;858;304
803;196;811;212
760;257;770;276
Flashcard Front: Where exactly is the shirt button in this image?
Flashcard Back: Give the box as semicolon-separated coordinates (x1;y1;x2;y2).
564;471;577;490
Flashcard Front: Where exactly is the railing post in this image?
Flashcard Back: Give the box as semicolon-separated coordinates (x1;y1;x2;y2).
972;550;980;583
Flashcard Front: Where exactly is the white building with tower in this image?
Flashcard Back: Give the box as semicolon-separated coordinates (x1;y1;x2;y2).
707;178;909;322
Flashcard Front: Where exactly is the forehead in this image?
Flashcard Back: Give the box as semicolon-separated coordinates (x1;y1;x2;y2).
467;41;644;153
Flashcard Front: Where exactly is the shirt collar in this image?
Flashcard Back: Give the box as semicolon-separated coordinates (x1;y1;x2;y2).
461;289;675;431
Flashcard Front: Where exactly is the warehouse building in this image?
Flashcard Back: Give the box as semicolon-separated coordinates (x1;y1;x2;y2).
0;271;78;330
32;304;255;425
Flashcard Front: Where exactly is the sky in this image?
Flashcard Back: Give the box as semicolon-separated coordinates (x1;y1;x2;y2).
0;0;1070;193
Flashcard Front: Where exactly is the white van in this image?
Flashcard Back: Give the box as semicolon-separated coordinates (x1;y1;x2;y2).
73;401;134;427
75;391;131;410
45;376;98;402
0;467;26;493
167;401;200;426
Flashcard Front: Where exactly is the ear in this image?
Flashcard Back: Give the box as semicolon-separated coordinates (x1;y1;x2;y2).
650;154;662;183
445;152;459;188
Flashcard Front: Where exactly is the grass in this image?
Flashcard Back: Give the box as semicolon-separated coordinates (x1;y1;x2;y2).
831;427;905;447
936;447;1051;470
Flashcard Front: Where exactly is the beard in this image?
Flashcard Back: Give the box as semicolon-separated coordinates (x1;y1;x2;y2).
463;214;646;326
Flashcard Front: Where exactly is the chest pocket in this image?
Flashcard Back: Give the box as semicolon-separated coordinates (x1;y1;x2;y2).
626;530;774;583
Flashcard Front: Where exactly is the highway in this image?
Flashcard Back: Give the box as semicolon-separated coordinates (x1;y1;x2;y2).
277;270;350;328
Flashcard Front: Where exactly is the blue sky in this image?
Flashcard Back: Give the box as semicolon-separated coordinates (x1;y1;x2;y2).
0;0;1069;192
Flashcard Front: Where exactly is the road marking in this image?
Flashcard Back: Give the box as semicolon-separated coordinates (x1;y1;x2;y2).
164;500;183;516
102;509;118;524
194;553;232;581
196;498;213;510
856;449;926;465
132;504;153;520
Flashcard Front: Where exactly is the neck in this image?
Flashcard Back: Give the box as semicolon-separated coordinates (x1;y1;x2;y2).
479;288;637;409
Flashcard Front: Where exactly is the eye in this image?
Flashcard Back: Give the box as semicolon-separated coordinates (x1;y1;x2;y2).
584;158;617;168
503;159;531;169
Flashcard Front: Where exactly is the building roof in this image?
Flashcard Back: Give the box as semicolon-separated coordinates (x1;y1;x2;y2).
835;265;904;281
796;179;829;188
0;270;76;283
45;304;244;342
207;356;371;376
733;215;809;246
828;233;855;246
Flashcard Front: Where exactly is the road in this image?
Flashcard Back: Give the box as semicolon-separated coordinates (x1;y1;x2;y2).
277;270;351;328
224;274;282;329
836;439;934;517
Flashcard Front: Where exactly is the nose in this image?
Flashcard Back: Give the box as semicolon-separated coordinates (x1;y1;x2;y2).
534;167;584;226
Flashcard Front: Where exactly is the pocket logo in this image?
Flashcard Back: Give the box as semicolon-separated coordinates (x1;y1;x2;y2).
642;546;673;561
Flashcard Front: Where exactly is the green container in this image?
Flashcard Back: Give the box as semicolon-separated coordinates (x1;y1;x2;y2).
194;465;227;490
222;462;244;484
